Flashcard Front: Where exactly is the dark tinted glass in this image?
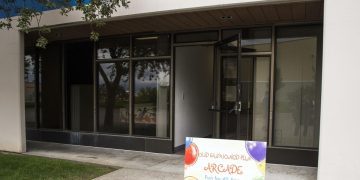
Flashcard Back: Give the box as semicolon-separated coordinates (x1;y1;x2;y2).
39;43;63;129
220;56;238;139
241;28;271;52
222;29;241;40
132;35;170;57
97;37;130;59
24;50;37;128
133;60;170;137
175;31;218;43
97;62;130;134
65;42;94;132
222;27;272;52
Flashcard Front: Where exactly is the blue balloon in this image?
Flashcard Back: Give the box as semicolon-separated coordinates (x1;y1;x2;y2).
245;141;267;162
185;137;193;148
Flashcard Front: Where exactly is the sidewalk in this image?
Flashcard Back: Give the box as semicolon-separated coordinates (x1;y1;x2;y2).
25;141;317;180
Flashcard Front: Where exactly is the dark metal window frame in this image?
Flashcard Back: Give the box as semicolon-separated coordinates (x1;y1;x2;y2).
271;24;323;150
95;33;172;139
25;22;322;163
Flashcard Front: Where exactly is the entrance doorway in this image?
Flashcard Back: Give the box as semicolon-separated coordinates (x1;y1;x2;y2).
174;45;214;148
64;42;94;132
212;34;270;141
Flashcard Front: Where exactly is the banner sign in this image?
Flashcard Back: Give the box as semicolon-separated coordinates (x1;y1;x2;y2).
184;137;267;180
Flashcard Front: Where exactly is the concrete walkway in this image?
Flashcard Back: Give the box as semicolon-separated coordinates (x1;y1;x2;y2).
25;141;317;180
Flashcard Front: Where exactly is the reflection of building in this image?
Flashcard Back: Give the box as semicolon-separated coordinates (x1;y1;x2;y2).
0;1;359;179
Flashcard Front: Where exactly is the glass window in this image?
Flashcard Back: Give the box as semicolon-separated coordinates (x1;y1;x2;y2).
252;57;270;142
222;29;241;40
220;56;238;139
132;34;170;57
97;37;130;59
242;28;271;52
39;43;63;129
219;39;238;54
97;62;129;134
24;50;37;128
175;31;218;43
65;42;94;132
222;28;272;52
133;60;171;137
274;25;322;148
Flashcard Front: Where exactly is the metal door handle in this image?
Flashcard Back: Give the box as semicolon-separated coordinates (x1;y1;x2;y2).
229;101;242;113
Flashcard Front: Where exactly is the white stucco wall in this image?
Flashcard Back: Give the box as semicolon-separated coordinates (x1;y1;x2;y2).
317;0;360;179
0;29;26;153
174;46;214;147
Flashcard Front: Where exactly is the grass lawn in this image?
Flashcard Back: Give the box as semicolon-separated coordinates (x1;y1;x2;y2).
0;152;117;180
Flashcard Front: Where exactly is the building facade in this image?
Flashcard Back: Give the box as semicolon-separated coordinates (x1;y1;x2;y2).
1;0;360;179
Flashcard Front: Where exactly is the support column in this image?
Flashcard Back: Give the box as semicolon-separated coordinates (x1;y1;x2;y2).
0;29;26;153
318;0;360;179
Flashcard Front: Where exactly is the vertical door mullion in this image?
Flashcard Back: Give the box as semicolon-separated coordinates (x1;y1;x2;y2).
250;56;256;141
268;25;276;147
212;43;218;138
93;43;97;132
62;43;66;130
170;33;174;142
236;31;242;140
129;35;133;135
35;48;41;129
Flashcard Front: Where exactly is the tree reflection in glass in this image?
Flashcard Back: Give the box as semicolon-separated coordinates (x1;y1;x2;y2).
98;62;129;134
24;53;36;128
132;35;170;57
97;37;130;59
134;60;170;137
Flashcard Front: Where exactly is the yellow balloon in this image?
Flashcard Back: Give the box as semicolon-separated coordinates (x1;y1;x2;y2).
257;160;266;175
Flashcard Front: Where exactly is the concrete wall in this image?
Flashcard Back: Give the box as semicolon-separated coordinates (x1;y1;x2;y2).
317;0;360;179
174;46;214;147
0;29;26;153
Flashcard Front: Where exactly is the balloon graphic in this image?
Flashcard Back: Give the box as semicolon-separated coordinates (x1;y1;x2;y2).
184;176;198;180
184;137;199;166
185;137;192;148
257;160;266;175
245;141;267;162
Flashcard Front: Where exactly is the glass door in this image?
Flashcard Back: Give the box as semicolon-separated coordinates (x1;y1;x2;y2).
219;55;239;139
219;55;254;140
212;33;270;141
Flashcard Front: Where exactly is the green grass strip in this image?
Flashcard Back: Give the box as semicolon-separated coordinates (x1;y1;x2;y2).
0;152;117;180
